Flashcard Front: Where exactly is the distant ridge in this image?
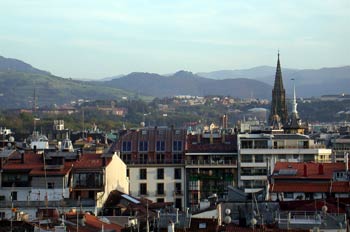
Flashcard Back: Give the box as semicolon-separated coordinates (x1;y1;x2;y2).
102;70;272;99
0;55;51;75
0;55;144;109
197;65;350;97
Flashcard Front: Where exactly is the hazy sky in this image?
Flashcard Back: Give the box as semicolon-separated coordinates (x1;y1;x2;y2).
0;0;349;79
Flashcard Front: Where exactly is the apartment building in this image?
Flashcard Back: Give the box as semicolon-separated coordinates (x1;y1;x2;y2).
185;128;238;211
114;126;186;210
0;144;128;220
238;133;332;194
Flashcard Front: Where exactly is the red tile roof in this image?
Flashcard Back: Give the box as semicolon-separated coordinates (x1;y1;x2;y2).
65;212;122;232
270;182;350;193
4;152;42;170
270;183;329;193
73;153;110;169
273;162;348;179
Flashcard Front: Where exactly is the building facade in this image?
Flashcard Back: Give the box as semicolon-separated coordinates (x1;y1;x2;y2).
185;128;238;211
115;126;187;210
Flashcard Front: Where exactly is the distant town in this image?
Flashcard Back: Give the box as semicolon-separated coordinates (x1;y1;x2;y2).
0;54;350;232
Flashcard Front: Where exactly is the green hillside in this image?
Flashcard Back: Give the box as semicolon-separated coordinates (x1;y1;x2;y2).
0;71;148;109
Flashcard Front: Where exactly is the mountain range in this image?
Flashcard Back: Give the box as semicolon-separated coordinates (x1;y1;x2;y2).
0;56;138;109
98;70;271;99
198;65;350;97
0;55;349;109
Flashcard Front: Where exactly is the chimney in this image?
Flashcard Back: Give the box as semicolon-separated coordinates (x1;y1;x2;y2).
303;163;308;177
221;130;226;143
345;152;349;173
318;163;324;175
21;151;25;164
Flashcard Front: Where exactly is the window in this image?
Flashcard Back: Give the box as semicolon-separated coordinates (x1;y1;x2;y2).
174;168;182;179
126;169;130;177
173;153;183;163
284;192;293;199
140;183;147;195
157;183;164;195
241;154;253;162
140;169;147;179
175;198;182;211
189;181;199;190
173;141;182;152
157;198;164;203
139;141;148;152
175;183;182;194
47;182;55;189
157;153;165;163
122;141;131;152
122;154;131;163
157;169;164;179
139;154;148;164
255;155;264;163
156;141;165;151
11;192;17;201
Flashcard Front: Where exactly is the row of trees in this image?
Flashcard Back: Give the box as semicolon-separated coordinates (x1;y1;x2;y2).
1;98;349;134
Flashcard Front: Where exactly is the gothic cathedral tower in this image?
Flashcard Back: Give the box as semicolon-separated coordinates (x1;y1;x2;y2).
269;52;288;126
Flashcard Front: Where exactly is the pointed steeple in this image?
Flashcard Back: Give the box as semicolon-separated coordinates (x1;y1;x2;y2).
269;52;288;126
274;51;284;90
284;79;306;134
292;79;298;114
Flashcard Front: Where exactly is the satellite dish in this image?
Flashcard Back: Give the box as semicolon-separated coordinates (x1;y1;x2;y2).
9;136;14;142
225;208;231;215
251;218;257;226
224;216;231;224
322;205;328;213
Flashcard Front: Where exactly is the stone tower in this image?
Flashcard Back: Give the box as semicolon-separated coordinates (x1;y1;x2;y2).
269;52;288;126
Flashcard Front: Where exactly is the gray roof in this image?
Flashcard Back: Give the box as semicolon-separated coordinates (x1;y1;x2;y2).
0;149;17;158
273;134;309;140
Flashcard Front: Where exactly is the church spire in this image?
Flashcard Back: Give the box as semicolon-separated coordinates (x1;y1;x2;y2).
269;52;288;126
274;51;284;90
292;78;298;114
284;78;306;134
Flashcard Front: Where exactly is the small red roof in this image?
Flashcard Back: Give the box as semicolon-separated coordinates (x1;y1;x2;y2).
73;153;110;169
270;181;350;193
273;162;348;179
270;183;329;193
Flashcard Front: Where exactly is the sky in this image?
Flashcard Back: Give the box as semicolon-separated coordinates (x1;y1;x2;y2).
0;0;349;80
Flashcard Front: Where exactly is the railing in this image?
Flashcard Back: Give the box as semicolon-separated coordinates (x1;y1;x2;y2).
138;191;149;196
241;172;267;176
124;160;184;165
155;191;166;196
2;182;30;187
173;190;183;196
73;184;103;189
185;159;237;166
241;145;326;149
0;199;96;208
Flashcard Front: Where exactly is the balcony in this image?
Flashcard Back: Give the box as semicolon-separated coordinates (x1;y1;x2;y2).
173;190;183;196
155;191;166;196
240;175;267;181
124;160;184;165
2;181;30;187
138;191;149;196
0;198;96;208
240;162;267;168
185;159;237;168
73;184;103;190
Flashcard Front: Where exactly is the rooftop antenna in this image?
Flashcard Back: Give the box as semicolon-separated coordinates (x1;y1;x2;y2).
33;86;38;114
